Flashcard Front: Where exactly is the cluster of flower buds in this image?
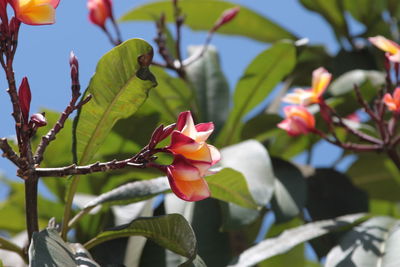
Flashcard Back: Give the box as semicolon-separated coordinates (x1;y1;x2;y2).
18;77;47;131
147;111;220;201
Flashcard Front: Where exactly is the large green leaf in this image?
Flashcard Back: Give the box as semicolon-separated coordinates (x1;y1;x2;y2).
29;229;99;267
73;38;157;165
84;214;197;266
218;140;275;229
329;69;385;96
207;168;258;210
120;0;296;43
228;213;367;267
270;158;307;223
325;216;400;267
307;168;368;221
217;41;296;146
186;45;230;133
347;154;400;201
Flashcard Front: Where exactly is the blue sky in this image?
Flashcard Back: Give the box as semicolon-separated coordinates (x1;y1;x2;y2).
0;1;343;186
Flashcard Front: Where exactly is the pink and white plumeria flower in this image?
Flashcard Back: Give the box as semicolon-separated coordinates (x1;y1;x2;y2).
9;0;60;25
369;36;400;63
282;67;332;106
277;105;315;136
383;87;400;113
165;111;220;201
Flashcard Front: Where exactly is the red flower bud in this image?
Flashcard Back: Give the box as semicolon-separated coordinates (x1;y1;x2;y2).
18;77;31;123
30;113;47;127
211;6;240;32
87;0;113;29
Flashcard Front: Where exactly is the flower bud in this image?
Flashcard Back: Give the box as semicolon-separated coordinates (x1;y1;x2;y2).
87;0;113;29
18;77;31;123
69;51;79;88
211;6;240;33
30;113;47;127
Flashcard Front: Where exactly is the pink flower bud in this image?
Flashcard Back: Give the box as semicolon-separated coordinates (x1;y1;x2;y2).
87;0;112;29
383;87;400;113
18;77;31;123
30;113;47;127
277;106;315;136
211;6;240;32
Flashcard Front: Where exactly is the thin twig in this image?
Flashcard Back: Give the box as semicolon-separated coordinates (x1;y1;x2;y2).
0;137;24;168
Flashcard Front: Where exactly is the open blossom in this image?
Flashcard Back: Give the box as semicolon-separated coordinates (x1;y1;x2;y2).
277;105;315;136
383;87;400;113
282;67;332;106
9;0;60;25
166;111;220;201
87;0;112;28
369;36;400;63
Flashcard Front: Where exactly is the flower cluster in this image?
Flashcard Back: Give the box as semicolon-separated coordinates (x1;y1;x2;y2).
278;36;400;139
278;67;332;136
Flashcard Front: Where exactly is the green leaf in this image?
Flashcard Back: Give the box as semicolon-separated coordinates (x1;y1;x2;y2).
0;236;25;262
258;218;306;267
241;113;282;142
220;140;275;206
228;213;367;267
325;216;400;267
146;66;192;123
186;45;230;133
207;168;258;209
343;0;385;26
29;229;99;267
218;140;274;229
347;154;400;201
217;41;296;146
307;168;368;221
270;158;307;223
329;69;385;96
299;0;347;37
73;38;157;165
84;214;197;266
82;177;169;211
120;0;296;43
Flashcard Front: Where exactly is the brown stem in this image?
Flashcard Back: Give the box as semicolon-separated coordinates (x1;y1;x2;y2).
25;176;39;245
0;138;24;168
35;159;146;177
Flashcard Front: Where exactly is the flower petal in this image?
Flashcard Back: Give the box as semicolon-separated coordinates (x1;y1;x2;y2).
18;3;55;25
194;122;214;142
369;36;400;55
167;173;210;201
311;67;332;97
169;131;202;154
207;144;221;164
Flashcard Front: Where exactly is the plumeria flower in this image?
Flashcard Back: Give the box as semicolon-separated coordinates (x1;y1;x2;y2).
166;154;212;201
383;87;400;113
167;111;220;164
282;67;332;106
369;36;400;63
87;0;112;29
9;0;60;25
277;105;315;136
165;111;220;201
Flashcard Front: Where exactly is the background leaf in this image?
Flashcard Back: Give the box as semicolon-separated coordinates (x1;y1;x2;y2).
120;0;296;43
186;45;230;133
217;41;296;146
